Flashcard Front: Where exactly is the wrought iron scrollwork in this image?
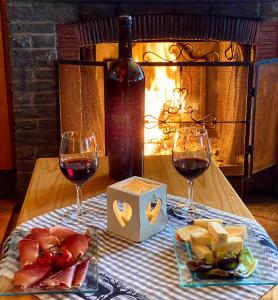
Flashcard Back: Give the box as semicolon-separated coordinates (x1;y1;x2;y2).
224;42;243;61
143;43;220;63
143;42;220;146
186;107;217;129
144;85;217;140
225;42;236;60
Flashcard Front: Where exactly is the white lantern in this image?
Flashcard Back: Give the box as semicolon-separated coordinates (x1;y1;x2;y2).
107;176;167;242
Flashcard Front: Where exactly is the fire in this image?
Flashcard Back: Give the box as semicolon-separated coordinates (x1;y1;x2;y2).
134;43;183;155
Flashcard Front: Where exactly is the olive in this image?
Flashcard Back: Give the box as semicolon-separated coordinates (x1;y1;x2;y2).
218;256;239;270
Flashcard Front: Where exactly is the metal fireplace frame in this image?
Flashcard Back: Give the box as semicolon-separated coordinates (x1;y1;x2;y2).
56;14;265;181
58;55;255;178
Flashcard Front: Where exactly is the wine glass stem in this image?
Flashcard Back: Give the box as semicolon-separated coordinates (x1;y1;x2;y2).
75;185;83;215
187;180;194;211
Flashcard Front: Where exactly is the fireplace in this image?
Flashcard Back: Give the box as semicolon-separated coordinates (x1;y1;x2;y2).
59;42;250;176
7;1;278;197
57;14;277;180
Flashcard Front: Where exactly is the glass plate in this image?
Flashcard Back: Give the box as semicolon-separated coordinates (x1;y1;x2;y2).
169;224;278;287
0;227;98;296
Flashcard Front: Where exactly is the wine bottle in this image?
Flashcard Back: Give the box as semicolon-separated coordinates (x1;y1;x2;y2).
106;15;145;180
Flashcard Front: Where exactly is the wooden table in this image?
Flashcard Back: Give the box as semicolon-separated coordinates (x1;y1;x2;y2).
2;157;277;299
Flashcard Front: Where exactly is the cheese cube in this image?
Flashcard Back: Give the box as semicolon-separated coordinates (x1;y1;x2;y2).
190;232;210;246
208;222;228;243
211;238;227;252
193;218;222;229
224;226;247;239
227;236;243;254
191;244;213;264
176;225;208;243
215;251;227;259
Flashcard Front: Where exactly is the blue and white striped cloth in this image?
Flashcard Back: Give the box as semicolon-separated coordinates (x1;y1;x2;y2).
1;193;278;300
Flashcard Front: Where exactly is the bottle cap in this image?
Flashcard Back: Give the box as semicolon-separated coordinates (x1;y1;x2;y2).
118;15;132;25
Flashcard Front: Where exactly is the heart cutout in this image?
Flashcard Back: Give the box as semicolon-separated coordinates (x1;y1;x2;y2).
145;198;161;225
113;200;132;228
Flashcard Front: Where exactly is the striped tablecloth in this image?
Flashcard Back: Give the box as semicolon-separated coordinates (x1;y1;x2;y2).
1;193;278;300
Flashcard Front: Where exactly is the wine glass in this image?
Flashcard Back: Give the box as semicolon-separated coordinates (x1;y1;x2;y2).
172;126;211;218
59;131;99;223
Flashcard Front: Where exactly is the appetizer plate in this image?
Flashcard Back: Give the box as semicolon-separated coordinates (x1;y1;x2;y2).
170;225;278;287
0;227;98;296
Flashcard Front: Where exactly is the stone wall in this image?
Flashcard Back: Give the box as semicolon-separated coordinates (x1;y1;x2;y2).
7;0;278;199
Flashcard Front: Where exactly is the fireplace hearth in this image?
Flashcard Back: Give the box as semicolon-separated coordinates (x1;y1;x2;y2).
7;0;278;198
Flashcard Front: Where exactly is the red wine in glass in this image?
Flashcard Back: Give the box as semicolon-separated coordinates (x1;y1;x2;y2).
60;158;98;186
59;131;99;223
172;127;211;217
173;157;209;181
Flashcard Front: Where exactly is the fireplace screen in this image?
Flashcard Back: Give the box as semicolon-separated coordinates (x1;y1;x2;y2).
58;42;255;177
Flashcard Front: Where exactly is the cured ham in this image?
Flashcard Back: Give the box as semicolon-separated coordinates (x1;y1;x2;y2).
72;259;90;287
39;265;77;289
24;232;60;250
61;234;89;260
19;239;39;267
13;264;53;289
30;228;50;235
49;226;78;242
14;226;91;290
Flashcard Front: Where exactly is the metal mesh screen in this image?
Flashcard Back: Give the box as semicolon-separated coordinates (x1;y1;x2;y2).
59;64;105;156
253;60;278;173
59;63;249;175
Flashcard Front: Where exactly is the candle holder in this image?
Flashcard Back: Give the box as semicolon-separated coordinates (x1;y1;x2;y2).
107;176;167;242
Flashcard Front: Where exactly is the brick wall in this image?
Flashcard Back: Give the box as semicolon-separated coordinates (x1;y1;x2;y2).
6;0;278;199
7;1;79;198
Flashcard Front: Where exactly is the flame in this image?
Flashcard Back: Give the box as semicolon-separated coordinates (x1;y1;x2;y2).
134;43;182;155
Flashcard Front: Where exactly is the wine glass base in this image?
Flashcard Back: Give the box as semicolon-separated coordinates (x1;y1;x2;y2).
62;208;89;224
173;205;199;221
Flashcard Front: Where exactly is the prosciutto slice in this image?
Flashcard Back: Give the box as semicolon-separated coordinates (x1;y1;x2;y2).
39;264;76;289
72;258;90;287
30;228;50;235
24;232;60;250
49;226;78;242
61;234;89;260
19;239;39;267
13;264;53;289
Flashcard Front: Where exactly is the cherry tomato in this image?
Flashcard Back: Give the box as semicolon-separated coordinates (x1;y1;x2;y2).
53;248;74;270
36;249;53;265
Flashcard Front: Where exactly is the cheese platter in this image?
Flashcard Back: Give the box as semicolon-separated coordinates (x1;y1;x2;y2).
171;218;278;287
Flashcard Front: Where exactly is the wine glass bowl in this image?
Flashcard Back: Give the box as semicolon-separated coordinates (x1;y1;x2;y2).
60;157;98;186
172;126;211;217
59;131;99;223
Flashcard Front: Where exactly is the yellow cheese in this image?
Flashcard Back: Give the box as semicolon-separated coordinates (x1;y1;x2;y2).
211;238;227;252
191;244;213;264
224;226;247;239
176;225;208;243
215;251;227;259
193;218;222;229
227;236;243;254
208;222;228;243
190;232;211;246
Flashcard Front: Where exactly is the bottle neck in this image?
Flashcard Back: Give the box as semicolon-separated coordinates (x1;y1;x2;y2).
118;23;132;59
